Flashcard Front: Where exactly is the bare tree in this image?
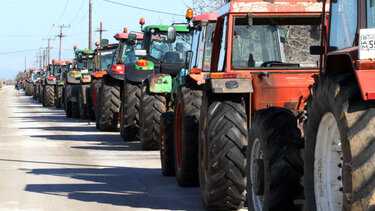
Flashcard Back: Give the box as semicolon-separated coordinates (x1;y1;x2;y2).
186;0;226;14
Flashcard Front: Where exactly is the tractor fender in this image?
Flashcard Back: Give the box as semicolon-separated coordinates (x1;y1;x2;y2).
66;73;81;84
147;74;172;94
106;69;125;81
46;77;57;85
325;46;375;100
125;63;154;83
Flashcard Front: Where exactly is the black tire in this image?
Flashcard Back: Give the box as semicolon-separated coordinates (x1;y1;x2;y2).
38;84;44;103
55;86;63;109
98;77;121;131
86;85;95;120
71;85;80;118
173;85;202;186
25;83;32;96
139;82;166;150
91;78;102;119
160;112;175;176
246;107;303;211
120;81;142;141
32;84;37;100
78;84;89;119
43;85;55;107
199;92;247;210
65;84;73;118
304;73;375;211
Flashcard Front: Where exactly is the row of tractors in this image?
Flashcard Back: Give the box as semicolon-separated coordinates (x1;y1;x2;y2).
19;0;375;210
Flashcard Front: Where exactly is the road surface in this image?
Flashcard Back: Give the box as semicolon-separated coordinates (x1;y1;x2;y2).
0;86;204;211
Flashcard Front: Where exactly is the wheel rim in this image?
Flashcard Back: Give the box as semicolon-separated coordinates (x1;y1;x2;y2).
250;138;263;211
174;102;183;172
314;112;343;211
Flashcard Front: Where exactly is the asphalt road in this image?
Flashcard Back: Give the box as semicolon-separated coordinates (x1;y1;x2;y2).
0;86;204;211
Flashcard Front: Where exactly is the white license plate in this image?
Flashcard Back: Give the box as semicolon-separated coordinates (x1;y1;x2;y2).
359;28;375;59
81;69;89;74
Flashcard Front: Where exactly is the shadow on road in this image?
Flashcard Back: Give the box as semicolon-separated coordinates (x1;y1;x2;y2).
19;162;202;210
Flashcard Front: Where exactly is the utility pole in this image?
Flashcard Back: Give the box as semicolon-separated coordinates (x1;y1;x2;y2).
54;24;70;61
89;0;93;49
43;38;55;65
96;22;106;44
24;57;27;71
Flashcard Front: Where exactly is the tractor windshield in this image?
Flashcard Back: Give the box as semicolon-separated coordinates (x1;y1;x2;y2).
231;16;321;69
121;40;142;64
32;72;40;80
150;32;192;63
100;48;117;70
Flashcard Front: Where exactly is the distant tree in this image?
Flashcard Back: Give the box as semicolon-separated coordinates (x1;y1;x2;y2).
186;0;226;14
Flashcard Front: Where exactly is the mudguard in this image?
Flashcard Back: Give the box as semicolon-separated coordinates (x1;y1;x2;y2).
46;77;57;85
147;74;172;93
66;72;81;84
107;69;125;81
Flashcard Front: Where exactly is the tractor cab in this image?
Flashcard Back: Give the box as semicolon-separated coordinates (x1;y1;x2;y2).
106;31;143;80
50;60;68;86
183;12;218;85
92;41;118;79
31;69;41;84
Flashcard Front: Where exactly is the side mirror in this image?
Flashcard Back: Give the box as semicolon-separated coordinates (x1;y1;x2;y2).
135;49;147;57
167;26;177;43
128;33;136;45
101;39;109;47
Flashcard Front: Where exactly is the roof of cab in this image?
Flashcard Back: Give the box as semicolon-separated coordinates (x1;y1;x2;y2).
114;33;143;41
193;12;218;22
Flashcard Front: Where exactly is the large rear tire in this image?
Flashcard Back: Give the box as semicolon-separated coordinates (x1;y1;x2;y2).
38;84;44;103
56;86;63;109
65;84;73;117
91;78;102;119
199;93;247;210
32;84;37;100
246;107;303;211
120;81;141;141
43;85;55;107
173;85;201;186
160;112;175;176
139;82;166;150
78;84;89;119
304;73;375;211
98;77;121;131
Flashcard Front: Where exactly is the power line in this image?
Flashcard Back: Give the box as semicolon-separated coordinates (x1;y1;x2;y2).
69;0;86;26
0;49;40;55
55;0;71;24
102;0;185;17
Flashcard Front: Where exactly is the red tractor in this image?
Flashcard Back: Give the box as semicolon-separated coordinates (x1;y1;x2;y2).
197;0;326;209
96;31;143;131
159;12;218;186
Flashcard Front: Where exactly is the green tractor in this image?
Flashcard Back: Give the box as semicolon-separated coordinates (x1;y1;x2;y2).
120;18;193;150
90;40;118;125
77;49;95;119
63;48;94;118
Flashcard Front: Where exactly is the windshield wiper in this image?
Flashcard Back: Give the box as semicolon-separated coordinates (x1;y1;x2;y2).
260;61;300;68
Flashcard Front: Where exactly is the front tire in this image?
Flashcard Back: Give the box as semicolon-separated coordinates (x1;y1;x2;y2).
173;85;201;186
121;81;141;141
78;84;89;119
305;73;375;211
139;82;166;150
246;107;303;211
199;93;247;210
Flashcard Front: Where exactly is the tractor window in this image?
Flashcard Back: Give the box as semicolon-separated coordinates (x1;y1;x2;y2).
218;16;228;72
100;48;116;70
121;40;142;64
329;0;357;50
367;0;375;28
150;32;192;63
190;25;203;69
202;22;216;71
231;16;320;69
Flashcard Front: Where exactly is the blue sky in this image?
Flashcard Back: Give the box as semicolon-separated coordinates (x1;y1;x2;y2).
0;0;190;79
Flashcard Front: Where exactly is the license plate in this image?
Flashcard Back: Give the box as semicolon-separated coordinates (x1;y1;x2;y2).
81;69;89;74
359;28;375;60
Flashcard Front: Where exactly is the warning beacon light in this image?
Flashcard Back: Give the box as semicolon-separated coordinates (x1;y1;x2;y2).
95;41;99;47
186;9;193;22
123;28;128;33
73;45;77;50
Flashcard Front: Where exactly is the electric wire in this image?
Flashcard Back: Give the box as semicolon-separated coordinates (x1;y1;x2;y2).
102;0;185;17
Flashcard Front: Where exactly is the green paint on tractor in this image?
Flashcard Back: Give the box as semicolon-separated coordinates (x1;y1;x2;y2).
148;74;172;93
135;61;155;71
145;25;190;32
75;49;94;54
71;72;82;78
58;81;64;86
